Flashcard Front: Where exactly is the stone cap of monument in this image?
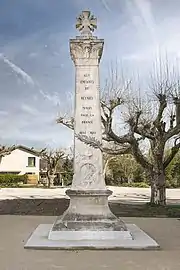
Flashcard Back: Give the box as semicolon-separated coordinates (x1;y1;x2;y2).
75;10;98;39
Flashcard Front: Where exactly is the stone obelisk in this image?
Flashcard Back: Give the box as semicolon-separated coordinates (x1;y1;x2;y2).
25;11;160;250
48;10;130;238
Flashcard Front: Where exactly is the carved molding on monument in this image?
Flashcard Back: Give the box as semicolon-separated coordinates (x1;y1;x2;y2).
79;163;96;186
70;40;104;64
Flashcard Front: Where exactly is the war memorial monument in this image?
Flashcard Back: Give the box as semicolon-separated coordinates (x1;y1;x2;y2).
25;11;159;250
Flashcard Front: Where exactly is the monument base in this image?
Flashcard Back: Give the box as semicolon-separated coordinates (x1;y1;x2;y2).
48;189;129;234
24;188;160;250
24;224;160;250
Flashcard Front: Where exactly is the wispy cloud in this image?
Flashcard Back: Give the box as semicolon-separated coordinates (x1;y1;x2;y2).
133;0;157;41
0;53;62;107
0;54;35;86
99;0;111;12
21;104;39;116
39;89;61;107
0;110;8;116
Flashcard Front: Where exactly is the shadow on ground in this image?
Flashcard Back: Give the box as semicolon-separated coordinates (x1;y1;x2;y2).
0;198;180;217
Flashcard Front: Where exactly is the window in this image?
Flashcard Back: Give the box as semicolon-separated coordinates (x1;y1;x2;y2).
28;157;36;167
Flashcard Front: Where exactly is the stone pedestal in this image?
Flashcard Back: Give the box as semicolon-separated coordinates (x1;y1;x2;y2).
49;190;129;238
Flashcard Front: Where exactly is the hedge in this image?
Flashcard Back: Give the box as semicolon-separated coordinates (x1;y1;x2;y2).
0;174;28;187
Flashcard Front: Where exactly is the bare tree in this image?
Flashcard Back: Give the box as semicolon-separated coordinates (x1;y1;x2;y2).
57;62;180;205
40;149;66;188
0;145;16;162
98;64;180;205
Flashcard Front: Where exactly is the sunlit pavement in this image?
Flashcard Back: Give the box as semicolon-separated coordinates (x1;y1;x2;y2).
0;216;180;270
1;186;180;204
0;188;180;269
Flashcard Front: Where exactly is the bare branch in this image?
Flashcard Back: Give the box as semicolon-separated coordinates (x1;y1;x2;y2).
56;116;74;130
153;93;167;126
75;134;131;155
101;63;131;104
40;148;66;174
163;137;180;168
0;145;16;157
165;123;180;141
75;134;102;149
131;139;153;171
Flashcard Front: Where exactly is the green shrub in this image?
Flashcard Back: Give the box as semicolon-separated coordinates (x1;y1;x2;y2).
120;182;150;188
0;174;28;187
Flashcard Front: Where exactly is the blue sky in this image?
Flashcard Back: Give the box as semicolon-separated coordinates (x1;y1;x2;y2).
1;0;180;150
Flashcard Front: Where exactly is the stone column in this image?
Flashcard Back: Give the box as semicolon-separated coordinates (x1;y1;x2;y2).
48;11;130;239
70;36;105;191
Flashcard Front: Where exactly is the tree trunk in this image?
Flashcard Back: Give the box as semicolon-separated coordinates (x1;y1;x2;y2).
158;171;166;205
150;178;158;204
61;177;65;187
47;174;55;188
150;170;166;205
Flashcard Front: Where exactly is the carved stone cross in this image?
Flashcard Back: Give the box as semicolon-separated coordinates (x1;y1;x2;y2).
76;10;97;37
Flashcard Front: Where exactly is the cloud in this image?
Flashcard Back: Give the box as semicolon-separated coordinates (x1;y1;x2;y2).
1;1;180;149
99;0;111;12
0;110;8;116
39;89;61;107
133;0;157;41
0;54;35;86
21;104;39;116
0;53;63;107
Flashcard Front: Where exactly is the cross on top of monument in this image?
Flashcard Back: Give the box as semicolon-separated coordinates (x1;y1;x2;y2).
76;10;97;37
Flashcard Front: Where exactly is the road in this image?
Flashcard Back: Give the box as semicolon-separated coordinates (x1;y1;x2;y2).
1;186;180;204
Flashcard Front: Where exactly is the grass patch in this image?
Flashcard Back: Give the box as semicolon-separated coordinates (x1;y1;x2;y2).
110;203;180;218
0;198;180;217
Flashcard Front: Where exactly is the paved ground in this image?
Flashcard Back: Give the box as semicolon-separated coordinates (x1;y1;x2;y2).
0;215;180;270
1;186;180;204
1;188;180;269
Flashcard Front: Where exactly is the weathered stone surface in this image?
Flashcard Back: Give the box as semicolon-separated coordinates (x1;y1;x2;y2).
25;224;160;250
48;190;128;236
48;10;129;235
70;37;104;191
24;11;159;249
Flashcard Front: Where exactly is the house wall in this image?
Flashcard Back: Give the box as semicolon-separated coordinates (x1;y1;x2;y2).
0;149;40;180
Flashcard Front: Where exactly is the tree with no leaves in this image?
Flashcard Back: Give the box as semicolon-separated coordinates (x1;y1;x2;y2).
57;62;180;205
0;145;16;161
40;149;66;188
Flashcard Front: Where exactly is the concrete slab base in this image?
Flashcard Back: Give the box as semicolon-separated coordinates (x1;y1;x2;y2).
24;224;160;250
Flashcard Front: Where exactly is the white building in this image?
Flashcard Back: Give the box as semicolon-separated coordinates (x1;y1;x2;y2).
0;145;41;183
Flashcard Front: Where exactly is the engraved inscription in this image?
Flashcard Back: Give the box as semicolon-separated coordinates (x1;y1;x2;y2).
81;96;93;100
80;113;94;117
83;106;92;110
80;80;94;84
78;71;97;142
82;120;93;124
